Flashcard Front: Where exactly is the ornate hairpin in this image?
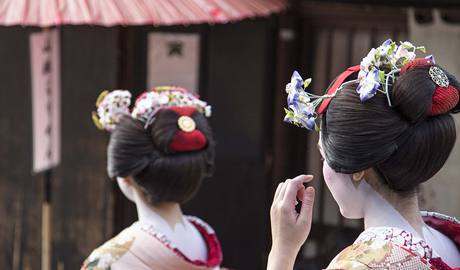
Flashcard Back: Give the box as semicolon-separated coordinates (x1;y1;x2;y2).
284;39;428;130
429;66;449;87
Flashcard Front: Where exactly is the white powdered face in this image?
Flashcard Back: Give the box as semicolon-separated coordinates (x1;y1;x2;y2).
318;139;367;219
321;160;366;219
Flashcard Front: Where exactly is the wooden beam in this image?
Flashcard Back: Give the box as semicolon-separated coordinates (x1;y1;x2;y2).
301;2;408;30
303;0;460;7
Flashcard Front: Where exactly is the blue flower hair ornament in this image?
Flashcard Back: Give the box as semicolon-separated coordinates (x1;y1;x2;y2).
284;39;430;131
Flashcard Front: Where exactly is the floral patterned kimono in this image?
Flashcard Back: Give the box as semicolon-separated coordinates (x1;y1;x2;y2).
81;216;223;270
327;212;460;270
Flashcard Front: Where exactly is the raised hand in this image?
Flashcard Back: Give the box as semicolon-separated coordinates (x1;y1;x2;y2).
268;175;315;270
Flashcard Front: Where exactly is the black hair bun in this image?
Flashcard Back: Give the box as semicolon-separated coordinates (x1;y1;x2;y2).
107;109;215;204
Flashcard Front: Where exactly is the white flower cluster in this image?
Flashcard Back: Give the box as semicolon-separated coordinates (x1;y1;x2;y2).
131;91;170;124
93;86;212;132
131;87;212;127
94;90;131;132
357;39;427;102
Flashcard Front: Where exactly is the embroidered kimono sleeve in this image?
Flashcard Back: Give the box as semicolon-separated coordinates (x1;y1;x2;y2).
81;230;135;270
325;240;431;270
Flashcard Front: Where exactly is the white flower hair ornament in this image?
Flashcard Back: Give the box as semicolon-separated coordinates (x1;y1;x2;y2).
92;86;212;132
92;90;132;132
284;39;431;131
356;39;427;104
132;86;211;128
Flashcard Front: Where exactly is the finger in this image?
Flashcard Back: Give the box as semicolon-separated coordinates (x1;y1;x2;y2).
282;175;313;203
294;187;304;206
278;181;288;201
297;187;305;202
278;179;292;200
274;182;283;201
298;186;315;224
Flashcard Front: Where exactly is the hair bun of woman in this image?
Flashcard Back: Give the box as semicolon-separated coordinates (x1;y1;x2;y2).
392;62;460;123
150;108;210;154
431;85;460;115
322;62;459;192
108;107;215;204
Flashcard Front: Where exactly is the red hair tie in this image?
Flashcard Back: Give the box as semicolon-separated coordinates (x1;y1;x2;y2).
168;107;208;153
317;65;360;114
400;58;433;75
401;58;459;116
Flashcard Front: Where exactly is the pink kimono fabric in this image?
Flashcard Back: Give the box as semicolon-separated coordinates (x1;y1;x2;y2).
326;212;460;270
81;216;224;270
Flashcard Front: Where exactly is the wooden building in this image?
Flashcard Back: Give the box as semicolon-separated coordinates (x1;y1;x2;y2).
0;1;459;270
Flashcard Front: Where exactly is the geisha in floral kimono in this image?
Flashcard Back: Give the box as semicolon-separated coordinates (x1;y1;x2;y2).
82;86;224;270
268;40;460;270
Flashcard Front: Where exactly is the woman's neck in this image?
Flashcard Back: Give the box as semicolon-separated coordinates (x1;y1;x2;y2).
131;192;209;262
133;192;184;228
363;182;425;237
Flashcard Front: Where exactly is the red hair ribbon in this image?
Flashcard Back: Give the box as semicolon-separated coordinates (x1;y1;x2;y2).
401;58;459;116
168;106;208;153
317;65;361;114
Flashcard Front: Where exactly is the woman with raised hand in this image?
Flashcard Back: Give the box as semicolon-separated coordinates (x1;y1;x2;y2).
82;86;223;270
269;40;460;269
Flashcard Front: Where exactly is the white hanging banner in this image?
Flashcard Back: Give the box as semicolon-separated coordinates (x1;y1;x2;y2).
30;29;61;173
147;32;200;93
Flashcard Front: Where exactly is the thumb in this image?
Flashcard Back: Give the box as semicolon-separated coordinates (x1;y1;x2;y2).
298;186;315;224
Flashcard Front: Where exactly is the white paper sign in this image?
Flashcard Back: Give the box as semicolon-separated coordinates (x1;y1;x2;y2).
147;33;200;93
30;29;61;173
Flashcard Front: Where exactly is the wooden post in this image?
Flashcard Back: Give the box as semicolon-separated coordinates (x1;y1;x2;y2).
42;170;52;270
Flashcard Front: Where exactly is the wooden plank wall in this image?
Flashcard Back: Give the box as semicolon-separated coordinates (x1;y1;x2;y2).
0;26;118;270
52;27;118;269
0;26;43;270
188;19;276;270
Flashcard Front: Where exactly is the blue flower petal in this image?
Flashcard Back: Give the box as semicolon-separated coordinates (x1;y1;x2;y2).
357;69;380;102
370;69;378;81
306;117;315;130
382;39;392;46
283;115;292;124
291;70;304;89
425;55;436;64
287;92;299;106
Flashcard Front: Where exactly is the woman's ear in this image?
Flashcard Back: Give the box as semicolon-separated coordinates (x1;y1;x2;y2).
351;171;365;188
352;171;365;181
117;177;136;202
118;176;134;185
